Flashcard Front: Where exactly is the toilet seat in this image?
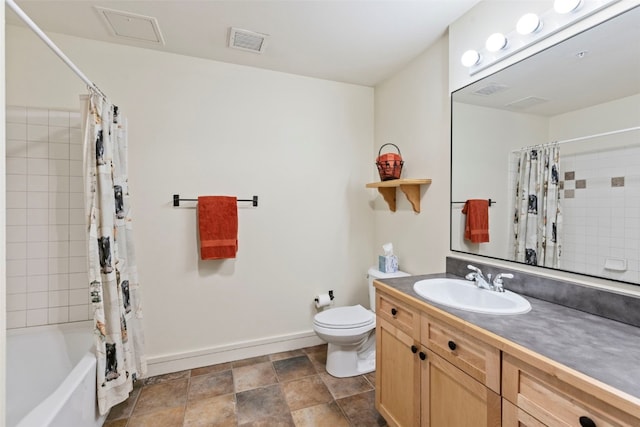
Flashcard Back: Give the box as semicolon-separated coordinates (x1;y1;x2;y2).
314;305;375;329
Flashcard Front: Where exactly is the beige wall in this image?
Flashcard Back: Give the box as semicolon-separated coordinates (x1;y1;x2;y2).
550;93;640;145
1;3;7;425
6;25;376;374
373;35;451;275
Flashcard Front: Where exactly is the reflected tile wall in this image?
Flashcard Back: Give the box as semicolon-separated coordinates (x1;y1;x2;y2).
5;106;89;329
560;146;640;284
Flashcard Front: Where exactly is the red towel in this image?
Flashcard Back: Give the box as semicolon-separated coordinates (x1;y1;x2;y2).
198;196;238;260
462;199;490;243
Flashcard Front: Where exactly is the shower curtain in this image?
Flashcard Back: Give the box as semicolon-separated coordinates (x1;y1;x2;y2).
81;93;146;414
513;144;562;268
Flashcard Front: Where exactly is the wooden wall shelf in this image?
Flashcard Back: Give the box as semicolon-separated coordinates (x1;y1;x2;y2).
366;179;432;213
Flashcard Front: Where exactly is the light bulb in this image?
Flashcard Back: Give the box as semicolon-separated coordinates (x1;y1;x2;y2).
517;13;542;35
461;50;481;67
486;33;508;52
554;0;582;14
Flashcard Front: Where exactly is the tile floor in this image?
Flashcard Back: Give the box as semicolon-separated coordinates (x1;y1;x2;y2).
104;344;387;427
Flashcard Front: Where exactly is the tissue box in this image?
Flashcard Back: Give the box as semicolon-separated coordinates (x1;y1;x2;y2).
378;255;398;273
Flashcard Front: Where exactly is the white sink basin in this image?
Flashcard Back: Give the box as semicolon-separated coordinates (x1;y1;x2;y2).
413;278;531;315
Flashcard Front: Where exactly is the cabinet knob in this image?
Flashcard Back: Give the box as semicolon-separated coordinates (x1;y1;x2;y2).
419;351;427;360
411;345;418;354
391;308;398;316
448;340;457;351
579;416;596;427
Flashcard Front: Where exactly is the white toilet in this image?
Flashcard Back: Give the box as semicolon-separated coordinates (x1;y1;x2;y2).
313;267;410;377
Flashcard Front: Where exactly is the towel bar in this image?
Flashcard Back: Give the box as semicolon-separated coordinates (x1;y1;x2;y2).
451;199;495;207
173;194;258;207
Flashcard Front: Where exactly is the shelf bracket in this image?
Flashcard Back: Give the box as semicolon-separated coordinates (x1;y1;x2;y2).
366;178;431;213
377;187;397;212
399;184;421;213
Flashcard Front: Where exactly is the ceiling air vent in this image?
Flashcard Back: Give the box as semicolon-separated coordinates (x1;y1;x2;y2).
96;7;165;45
228;27;268;54
472;83;509;96
505;96;549;110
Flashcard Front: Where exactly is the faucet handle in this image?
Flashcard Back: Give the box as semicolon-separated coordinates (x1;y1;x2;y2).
467;264;482;273
493;273;514;292
494;273;513;281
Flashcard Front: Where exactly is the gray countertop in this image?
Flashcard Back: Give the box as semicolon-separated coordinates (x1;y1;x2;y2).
377;273;640;402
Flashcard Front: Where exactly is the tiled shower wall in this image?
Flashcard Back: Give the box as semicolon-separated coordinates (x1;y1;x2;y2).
560;146;640;283
5;106;90;329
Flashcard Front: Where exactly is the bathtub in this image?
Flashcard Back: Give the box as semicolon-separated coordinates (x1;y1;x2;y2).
6;321;107;427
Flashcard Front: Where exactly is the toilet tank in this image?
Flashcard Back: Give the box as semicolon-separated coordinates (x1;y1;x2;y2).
367;267;410;312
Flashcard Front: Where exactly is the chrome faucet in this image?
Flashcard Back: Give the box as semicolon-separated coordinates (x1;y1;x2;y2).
466;265;513;292
465;265;492;290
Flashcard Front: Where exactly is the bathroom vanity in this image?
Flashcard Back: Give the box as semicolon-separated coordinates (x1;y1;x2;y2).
374;272;640;427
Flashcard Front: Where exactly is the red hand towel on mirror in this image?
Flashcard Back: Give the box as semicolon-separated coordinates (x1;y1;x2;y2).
462;199;490;243
198;196;238;260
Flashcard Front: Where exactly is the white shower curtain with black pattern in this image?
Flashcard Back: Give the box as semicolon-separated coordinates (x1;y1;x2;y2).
513;144;562;268
81;93;147;414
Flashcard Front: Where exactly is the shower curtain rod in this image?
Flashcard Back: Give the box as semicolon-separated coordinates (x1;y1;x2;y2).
553;126;640;145
5;0;107;100
514;126;640;151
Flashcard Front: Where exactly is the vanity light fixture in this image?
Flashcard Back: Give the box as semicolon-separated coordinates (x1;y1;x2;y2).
461;50;481;67
554;0;583;14
516;13;543;35
461;0;620;75
486;33;508;52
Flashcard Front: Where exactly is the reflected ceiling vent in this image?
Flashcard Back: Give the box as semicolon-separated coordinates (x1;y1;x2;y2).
505;96;550;110
472;83;509;96
228;27;268;53
96;6;165;45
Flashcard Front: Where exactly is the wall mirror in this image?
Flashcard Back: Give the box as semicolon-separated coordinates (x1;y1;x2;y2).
451;6;640;285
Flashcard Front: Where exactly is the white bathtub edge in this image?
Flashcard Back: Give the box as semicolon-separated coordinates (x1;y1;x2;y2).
9;321;106;427
16;352;101;427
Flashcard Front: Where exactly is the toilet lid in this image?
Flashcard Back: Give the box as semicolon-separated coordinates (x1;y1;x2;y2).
314;305;375;329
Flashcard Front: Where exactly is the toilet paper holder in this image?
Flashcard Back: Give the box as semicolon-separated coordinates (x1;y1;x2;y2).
315;290;334;304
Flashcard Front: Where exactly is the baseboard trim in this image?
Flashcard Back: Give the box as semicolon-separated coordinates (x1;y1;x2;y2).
145;330;325;377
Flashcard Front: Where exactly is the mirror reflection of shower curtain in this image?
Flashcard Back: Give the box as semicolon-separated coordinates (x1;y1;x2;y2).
81;93;147;415
513;144;562;267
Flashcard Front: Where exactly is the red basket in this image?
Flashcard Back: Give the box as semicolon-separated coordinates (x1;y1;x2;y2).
375;143;404;181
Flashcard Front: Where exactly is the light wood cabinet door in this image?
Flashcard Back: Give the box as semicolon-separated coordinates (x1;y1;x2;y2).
421;348;501;427
376;316;421;427
503;398;547;427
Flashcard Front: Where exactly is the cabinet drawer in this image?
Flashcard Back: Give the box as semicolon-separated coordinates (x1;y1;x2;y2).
377;292;419;338
503;353;640;427
421;315;500;393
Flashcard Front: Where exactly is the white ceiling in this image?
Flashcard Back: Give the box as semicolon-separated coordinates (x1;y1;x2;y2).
6;0;481;87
